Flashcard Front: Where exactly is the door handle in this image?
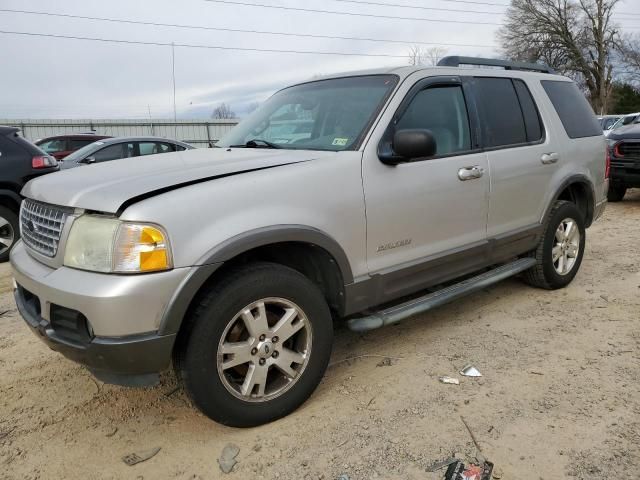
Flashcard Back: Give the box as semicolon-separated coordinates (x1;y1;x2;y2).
541;152;560;164
458;166;484;181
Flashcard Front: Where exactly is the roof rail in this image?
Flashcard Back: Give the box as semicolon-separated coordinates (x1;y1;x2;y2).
437;56;556;74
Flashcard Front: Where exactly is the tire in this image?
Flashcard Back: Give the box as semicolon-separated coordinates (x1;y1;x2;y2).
523;200;586;290
607;184;626;202
0;206;19;263
174;262;333;427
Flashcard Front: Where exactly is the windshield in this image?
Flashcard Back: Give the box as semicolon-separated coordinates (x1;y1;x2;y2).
217;75;398;151
63;141;104;162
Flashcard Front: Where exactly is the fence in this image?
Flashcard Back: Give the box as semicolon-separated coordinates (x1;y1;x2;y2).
0;119;240;148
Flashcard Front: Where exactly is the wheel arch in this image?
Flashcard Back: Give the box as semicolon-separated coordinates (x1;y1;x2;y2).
0;189;22;213
542;175;596;228
159;225;353;336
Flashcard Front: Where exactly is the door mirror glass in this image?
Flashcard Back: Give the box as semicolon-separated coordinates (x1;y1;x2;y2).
393;129;437;159
84;156;96;164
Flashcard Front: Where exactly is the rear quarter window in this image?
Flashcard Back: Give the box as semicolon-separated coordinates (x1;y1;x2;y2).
541;81;602;139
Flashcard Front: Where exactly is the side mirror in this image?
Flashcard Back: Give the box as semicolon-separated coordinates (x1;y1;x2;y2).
393;129;437;160
84;156;96;164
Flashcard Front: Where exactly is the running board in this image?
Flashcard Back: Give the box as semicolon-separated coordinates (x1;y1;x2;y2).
347;257;536;333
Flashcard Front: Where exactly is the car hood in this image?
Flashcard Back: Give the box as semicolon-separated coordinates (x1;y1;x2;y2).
608;123;640;141
23;148;336;213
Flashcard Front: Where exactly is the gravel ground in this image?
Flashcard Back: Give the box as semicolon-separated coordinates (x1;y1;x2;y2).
1;191;639;480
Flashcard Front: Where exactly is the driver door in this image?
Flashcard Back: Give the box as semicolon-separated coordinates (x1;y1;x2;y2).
362;76;489;299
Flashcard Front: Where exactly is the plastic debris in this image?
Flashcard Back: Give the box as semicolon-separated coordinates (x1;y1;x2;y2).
445;460;494;480
439;376;460;385
460;365;482;377
122;447;161;466
426;457;458;472
218;444;240;474
337;475;351;480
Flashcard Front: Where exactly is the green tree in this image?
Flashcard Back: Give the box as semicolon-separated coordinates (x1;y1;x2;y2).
609;82;640;114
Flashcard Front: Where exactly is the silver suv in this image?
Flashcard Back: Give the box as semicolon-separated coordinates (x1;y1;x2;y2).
11;57;607;427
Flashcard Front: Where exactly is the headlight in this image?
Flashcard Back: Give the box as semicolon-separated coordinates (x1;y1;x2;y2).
64;215;172;273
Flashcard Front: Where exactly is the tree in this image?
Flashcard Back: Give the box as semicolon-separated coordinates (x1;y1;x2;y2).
211;102;236;119
609;82;640;114
498;0;622;114
407;46;448;66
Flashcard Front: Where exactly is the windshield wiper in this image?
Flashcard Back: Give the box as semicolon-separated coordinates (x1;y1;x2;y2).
229;139;282;149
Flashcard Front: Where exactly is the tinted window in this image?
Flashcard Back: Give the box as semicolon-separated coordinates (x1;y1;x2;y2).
92;144;124;162
513;79;544;142
175;144;187;151
70;139;95;150
541;81;602;138
138;142;174;156
38;138;67;154
396;86;471;155
475;78;527;147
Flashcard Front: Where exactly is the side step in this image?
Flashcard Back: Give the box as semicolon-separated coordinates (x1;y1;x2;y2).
347;257;536;333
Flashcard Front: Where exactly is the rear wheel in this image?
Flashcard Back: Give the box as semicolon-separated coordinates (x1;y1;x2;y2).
523;200;585;290
0;206;18;262
607;184;626;202
174;262;333;427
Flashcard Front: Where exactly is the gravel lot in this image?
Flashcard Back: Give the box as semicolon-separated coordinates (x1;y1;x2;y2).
1;191;639;480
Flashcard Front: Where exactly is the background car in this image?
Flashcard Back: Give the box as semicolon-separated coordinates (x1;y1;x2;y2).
35;133;112;160
59;136;194;169
0;126;58;261
606;122;640;201
605;112;640;136
598;114;622;134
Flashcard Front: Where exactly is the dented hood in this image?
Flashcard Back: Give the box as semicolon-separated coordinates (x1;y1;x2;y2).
22;147;335;213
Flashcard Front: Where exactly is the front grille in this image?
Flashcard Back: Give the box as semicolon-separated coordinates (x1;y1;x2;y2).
617;141;640;160
20;199;73;257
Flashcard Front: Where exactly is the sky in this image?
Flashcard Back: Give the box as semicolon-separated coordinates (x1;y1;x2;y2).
0;0;639;119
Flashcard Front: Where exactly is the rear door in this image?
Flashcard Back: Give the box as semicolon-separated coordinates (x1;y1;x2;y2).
473;76;556;240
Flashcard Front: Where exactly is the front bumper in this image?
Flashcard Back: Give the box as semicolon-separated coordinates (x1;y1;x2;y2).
10;241;192;384
610;165;640;187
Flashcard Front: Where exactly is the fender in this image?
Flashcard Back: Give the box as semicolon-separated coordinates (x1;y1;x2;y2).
541;174;596;227
158;225;354;335
0;189;22;209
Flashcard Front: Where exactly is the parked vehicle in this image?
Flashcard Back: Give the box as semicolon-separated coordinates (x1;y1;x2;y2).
11;57;607;427
598;114;622;134
59;136;194;169
605;112;640;137
35;134;112;160
606;122;640;201
0;127;58;262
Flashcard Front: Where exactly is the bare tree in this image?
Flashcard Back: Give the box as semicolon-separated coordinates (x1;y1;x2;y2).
620;34;640;87
211;102;236;119
407;46;448;66
498;0;622;114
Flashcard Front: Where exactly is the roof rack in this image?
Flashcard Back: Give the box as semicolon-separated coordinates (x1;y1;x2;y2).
437;56;556;74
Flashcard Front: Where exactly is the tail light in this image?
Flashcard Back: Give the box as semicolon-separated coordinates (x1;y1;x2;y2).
605;147;610;180
32;155;57;169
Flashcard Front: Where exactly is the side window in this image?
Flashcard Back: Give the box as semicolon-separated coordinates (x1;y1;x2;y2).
138;142;173;156
541;80;601;138
70;139;94;150
396;85;471;156
92;144;124;162
513;79;544;142
38;139;67;154
175;144;187;151
474;78;527;147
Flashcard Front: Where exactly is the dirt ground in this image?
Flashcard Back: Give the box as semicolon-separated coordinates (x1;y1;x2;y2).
1;192;639;480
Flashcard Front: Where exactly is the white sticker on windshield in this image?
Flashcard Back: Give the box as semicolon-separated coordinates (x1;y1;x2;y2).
332;138;349;146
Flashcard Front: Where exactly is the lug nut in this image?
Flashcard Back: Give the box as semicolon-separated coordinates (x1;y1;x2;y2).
272;336;279;343
259;334;266;341
259;358;266;366
251;348;258;355
272;351;279;358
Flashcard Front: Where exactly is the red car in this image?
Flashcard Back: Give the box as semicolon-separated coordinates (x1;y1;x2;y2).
35;134;112;160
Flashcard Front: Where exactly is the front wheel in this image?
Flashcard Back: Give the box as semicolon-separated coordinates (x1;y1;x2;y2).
523;200;586;290
174;262;333;427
